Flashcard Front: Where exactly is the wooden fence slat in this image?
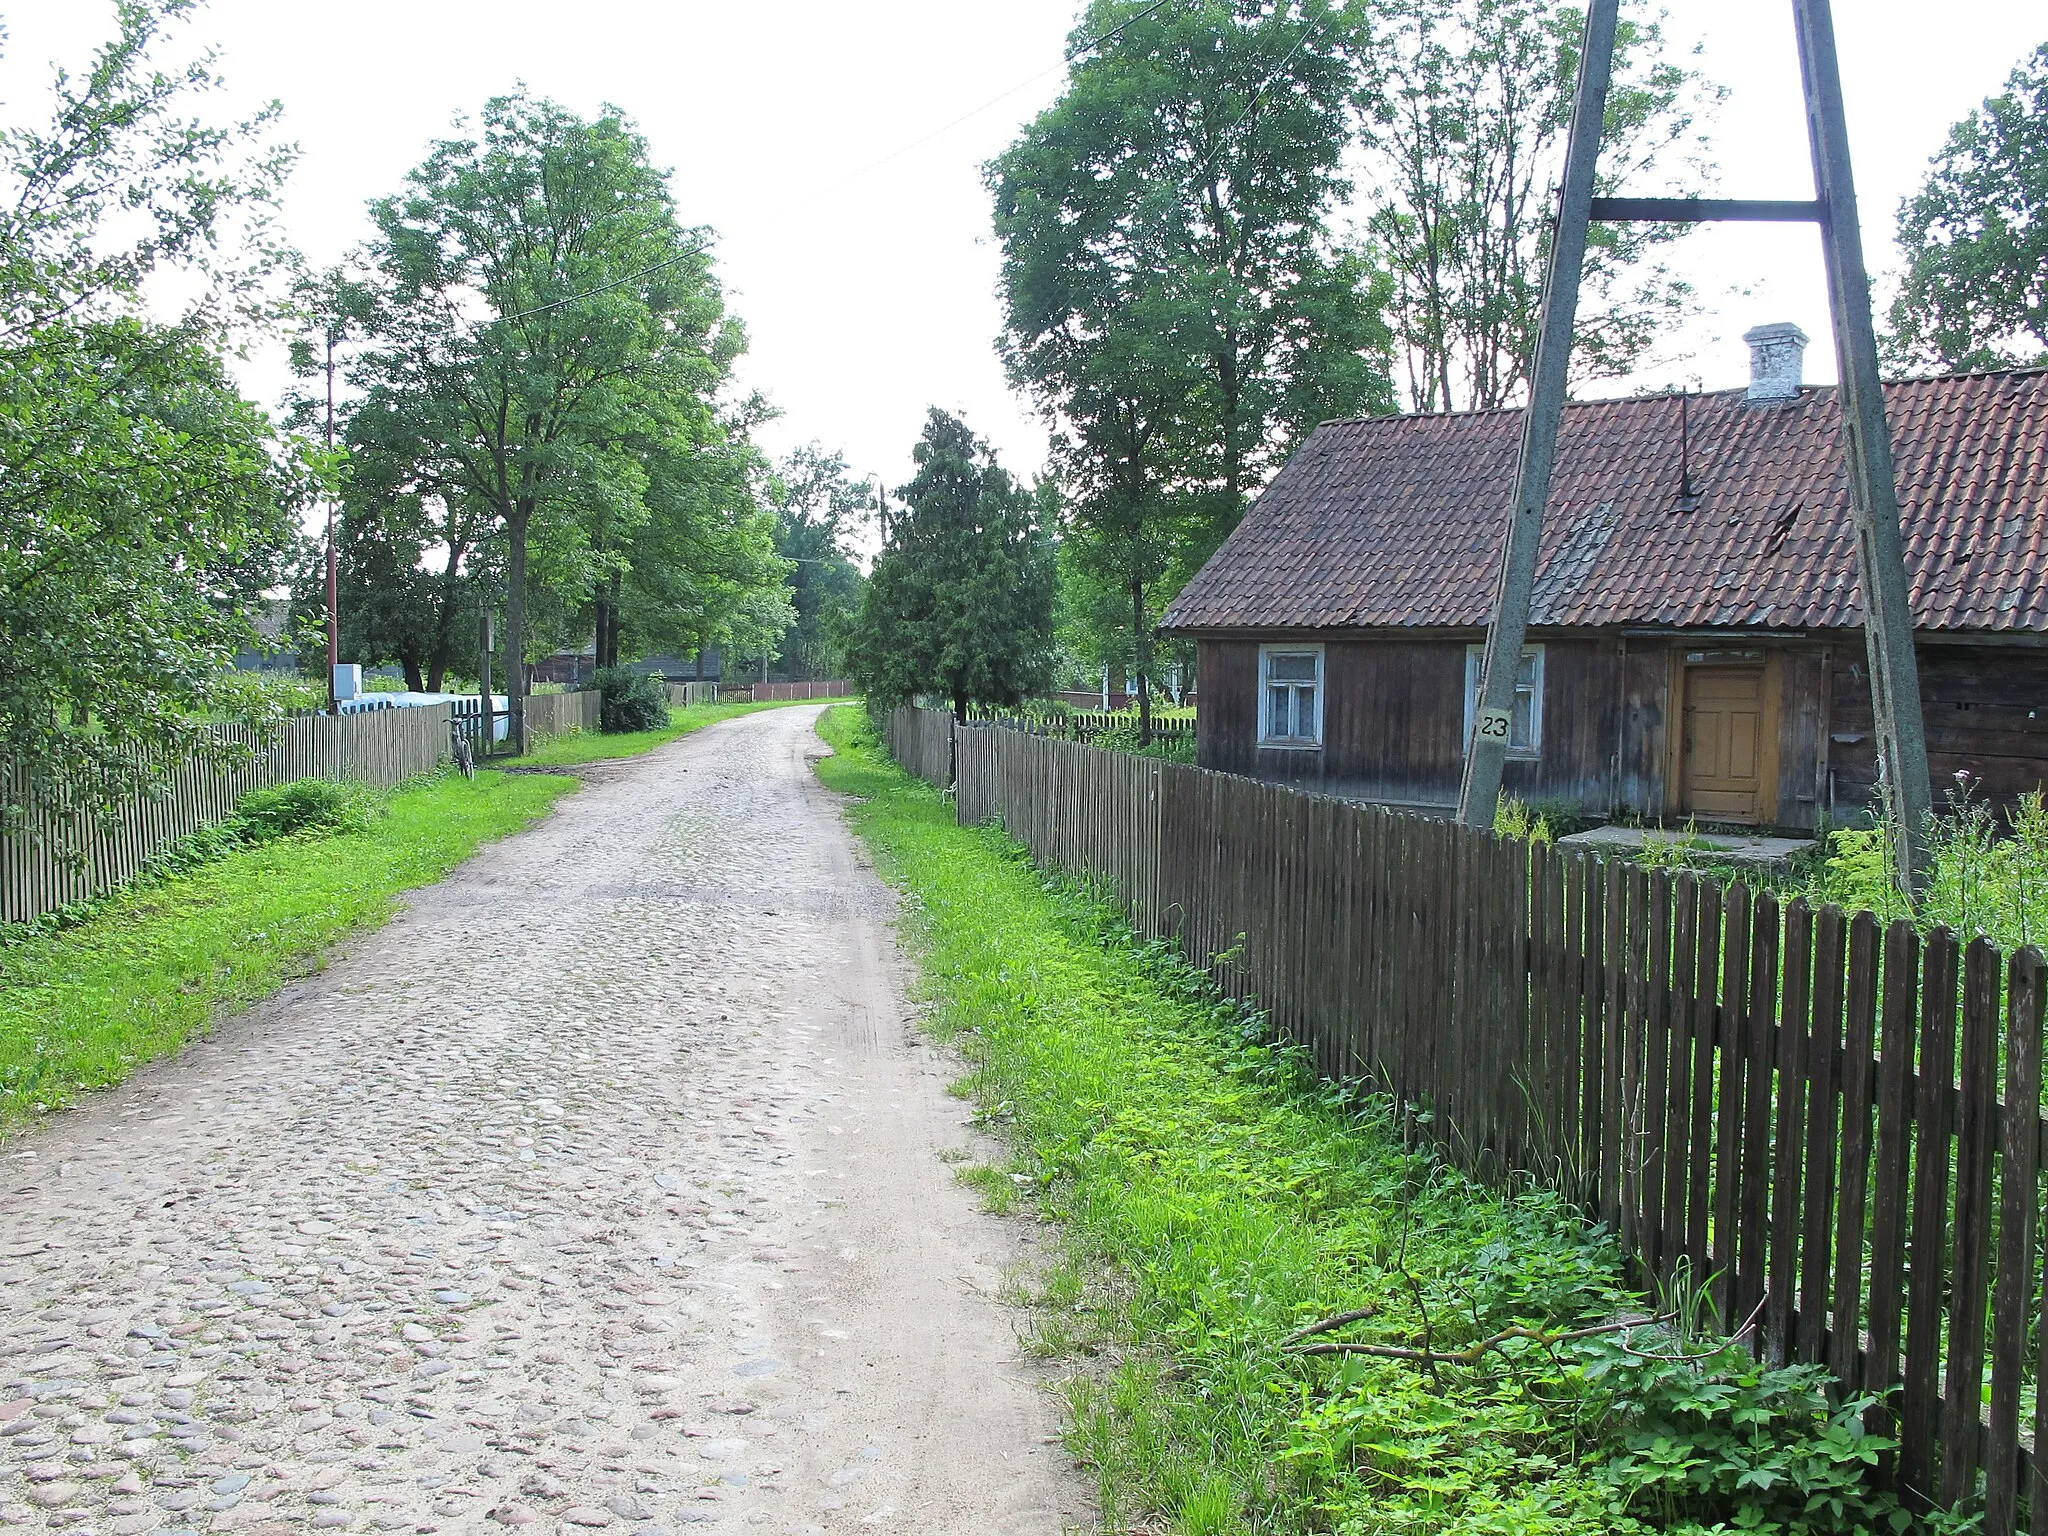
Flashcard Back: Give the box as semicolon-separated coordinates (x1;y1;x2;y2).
1901;928;1961;1504
1661;874;1699;1285
1831;911;1881;1392
1714;882;1753;1329
1942;938;2004;1506
1987;947;2045;1536
1800;905;1847;1367
1688;881;1723;1281
1865;918;1922;1453
1767;899;1813;1365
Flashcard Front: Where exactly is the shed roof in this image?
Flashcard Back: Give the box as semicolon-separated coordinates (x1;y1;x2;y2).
1159;369;2048;636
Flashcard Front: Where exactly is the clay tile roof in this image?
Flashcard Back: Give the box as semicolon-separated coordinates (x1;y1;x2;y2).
1159;369;2048;635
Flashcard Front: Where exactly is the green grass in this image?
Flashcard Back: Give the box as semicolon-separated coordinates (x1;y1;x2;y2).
0;768;574;1139
511;697;855;768
813;705;1931;1536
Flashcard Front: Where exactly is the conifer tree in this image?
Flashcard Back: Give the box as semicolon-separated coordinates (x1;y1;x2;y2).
845;411;1056;720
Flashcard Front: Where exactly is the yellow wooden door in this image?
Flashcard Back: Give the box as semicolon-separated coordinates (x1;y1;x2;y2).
1683;667;1767;823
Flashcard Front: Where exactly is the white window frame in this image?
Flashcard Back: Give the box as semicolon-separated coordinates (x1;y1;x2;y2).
1463;644;1545;760
1258;643;1325;750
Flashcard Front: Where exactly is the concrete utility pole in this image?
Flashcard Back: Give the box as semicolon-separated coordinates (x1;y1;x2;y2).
1454;0;1621;829
324;330;340;716
477;610;494;759
1455;0;1932;896
1789;0;1934;893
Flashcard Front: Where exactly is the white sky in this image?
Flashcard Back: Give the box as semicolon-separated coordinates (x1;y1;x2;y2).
3;0;2042;501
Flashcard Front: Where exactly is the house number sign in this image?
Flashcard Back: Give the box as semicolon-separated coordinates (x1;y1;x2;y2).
1475;707;1513;744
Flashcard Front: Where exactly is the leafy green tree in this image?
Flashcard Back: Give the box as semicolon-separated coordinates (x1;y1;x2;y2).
845;411;1057;719
1359;0;1721;412
614;402;789;677
337;90;740;750
990;0;1393;739
768;444;869;680
1887;41;2048;374
0;0;313;838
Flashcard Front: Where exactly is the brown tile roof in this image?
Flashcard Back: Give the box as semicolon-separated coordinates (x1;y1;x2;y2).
1160;369;2048;635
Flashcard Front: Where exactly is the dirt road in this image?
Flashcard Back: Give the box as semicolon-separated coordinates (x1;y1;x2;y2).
0;706;1087;1536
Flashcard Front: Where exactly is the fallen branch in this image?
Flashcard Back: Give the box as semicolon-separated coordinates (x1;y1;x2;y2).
1280;1306;1380;1346
1286;1312;1672;1367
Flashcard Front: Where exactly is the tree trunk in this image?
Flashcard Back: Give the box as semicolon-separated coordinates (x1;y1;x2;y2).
507;508;531;755
425;543;467;693
606;573;622;668
400;648;426;693
952;685;967;723
1130;576;1152;745
693;647;705;681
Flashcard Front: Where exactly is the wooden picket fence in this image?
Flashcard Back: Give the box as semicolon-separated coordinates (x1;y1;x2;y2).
883;704;955;790
4;690;600;925
522;689;601;740
738;680;853;702
901;708;2048;1530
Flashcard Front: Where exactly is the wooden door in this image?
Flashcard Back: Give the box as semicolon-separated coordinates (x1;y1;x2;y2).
1682;667;1767;822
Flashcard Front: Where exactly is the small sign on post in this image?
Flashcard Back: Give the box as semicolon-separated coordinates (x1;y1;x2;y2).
1474;707;1513;749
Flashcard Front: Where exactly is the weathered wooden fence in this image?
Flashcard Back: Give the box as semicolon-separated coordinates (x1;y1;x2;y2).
965;703;1195;750
909;708;2048;1530
884;705;955;790
4;690;601;925
719;680;853;702
667;682;719;709
4;706;453;924
522;689;601;740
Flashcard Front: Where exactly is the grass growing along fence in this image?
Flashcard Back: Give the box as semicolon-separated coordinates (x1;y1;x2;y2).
0;768;573;1138
817;706;1938;1536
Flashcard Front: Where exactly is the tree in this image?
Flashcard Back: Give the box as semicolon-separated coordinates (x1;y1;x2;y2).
768;444;869;679
613;400;789;676
990;0;1394;741
0;0;313;837
339;90;740;751
1887;42;2048;374
844;411;1057;719
1359;0;1720;411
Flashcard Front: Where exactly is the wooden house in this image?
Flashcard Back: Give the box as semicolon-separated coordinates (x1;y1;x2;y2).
1160;332;2048;832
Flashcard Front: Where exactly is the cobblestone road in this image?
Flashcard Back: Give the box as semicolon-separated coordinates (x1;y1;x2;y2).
0;706;1085;1536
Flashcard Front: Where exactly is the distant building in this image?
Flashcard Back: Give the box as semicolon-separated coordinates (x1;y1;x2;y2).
233;598;299;673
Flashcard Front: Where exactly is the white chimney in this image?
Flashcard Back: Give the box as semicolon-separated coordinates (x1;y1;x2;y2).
1743;322;1809;404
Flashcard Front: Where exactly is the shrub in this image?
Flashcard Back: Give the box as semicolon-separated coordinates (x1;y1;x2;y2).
231;778;379;841
595;666;670;734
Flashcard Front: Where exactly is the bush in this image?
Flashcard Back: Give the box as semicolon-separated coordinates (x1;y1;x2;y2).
1801;779;2048;947
595;666;670;734
231;778;379;841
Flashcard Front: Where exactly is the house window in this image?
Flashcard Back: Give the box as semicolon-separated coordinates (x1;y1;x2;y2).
1260;646;1323;748
1463;644;1544;759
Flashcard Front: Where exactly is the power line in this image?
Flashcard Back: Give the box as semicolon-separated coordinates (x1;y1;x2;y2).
1197;4;1326;179
490;240;712;326
844;0;1188;182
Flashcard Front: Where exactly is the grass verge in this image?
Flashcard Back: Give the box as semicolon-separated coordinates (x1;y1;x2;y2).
511;697;855;768
1;768;573;1139
813;705;1934;1536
